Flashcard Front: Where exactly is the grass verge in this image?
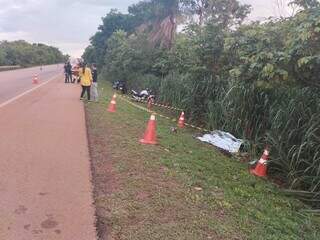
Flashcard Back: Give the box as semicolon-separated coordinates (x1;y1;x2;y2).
85;82;320;240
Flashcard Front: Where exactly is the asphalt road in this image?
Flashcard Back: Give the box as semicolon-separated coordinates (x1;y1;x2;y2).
0;67;97;239
0;65;63;104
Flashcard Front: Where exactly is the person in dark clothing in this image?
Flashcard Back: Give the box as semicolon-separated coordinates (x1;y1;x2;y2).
64;63;69;83
66;62;72;83
64;62;72;83
91;64;99;101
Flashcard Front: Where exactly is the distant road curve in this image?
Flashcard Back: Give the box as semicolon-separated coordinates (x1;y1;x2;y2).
0;64;63;105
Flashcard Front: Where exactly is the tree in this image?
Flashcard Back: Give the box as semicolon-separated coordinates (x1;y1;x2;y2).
82;46;96;64
181;0;251;27
285;6;320;87
0;40;66;67
181;0;209;26
0;48;6;65
129;0;180;48
86;9;138;67
290;0;320;9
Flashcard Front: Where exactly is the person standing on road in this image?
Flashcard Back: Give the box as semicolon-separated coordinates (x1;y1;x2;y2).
64;63;69;83
79;62;93;101
67;61;73;83
91;64;98;102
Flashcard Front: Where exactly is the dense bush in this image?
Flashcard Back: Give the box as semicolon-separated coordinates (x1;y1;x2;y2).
0;40;67;67
84;0;320;206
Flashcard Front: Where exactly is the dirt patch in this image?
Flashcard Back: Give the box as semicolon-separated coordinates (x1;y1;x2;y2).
41;218;58;229
86;112;117;239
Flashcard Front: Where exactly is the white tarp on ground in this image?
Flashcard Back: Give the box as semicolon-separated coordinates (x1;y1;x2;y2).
197;130;243;153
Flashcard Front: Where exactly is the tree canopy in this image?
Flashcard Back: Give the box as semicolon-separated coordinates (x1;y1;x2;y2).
0;40;66;67
290;0;320;9
83;9;139;67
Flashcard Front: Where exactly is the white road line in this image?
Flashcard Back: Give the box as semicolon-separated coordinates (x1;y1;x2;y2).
0;74;61;109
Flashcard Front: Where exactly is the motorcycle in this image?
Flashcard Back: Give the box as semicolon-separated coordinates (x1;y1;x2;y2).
112;81;120;89
112;81;127;94
131;89;155;102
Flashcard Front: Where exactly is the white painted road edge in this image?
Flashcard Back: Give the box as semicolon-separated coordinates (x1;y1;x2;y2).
0;73;61;109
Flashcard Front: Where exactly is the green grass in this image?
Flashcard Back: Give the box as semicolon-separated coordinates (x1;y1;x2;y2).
85;82;320;240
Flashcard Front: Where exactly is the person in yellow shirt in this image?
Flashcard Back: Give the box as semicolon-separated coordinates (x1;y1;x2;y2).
79;62;93;101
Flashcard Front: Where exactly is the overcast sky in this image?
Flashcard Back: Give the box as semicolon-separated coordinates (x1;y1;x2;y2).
0;0;293;57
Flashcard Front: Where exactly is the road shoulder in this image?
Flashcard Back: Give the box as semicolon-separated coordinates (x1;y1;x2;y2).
0;77;97;240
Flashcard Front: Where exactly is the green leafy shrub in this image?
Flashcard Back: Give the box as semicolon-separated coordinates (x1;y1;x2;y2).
84;0;320;207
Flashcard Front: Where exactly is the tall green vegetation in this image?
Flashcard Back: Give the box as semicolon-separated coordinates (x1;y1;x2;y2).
82;9;139;68
84;0;320;207
0;40;67;67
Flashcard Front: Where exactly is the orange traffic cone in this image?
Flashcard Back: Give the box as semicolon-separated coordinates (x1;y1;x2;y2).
32;75;39;84
178;112;185;128
250;148;269;177
108;94;117;113
140;114;157;145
